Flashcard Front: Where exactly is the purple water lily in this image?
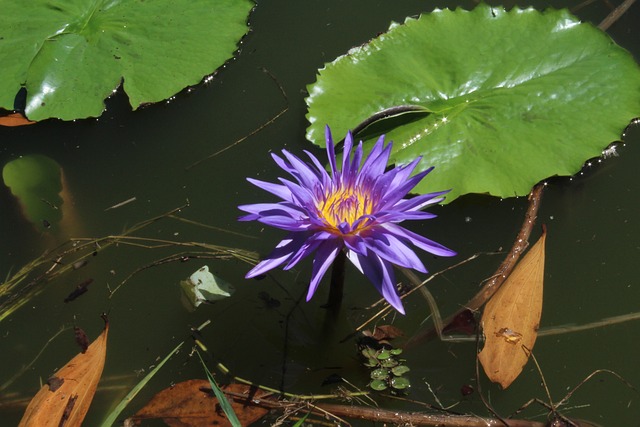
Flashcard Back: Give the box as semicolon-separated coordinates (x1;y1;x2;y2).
239;126;455;314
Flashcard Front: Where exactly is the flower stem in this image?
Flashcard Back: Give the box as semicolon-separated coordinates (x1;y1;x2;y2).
326;250;346;311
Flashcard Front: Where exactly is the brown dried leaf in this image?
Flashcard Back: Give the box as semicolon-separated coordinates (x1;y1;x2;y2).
18;322;109;427
371;325;404;341
0;111;36;127
478;229;546;389
128;380;269;427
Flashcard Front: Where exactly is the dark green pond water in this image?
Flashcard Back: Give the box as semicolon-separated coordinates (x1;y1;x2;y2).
1;0;639;425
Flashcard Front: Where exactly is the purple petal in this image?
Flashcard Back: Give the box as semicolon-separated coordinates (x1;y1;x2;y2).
306;240;342;301
371;157;421;199
391;190;449;212
325;126;339;182
341;131;354;178
247;178;292;201
282;150;324;190
350;214;376;232
363;231;427;273
238;202;311;229
238;202;306;218
283;239;322;270
278;179;317;210
349;141;364;183
354;252;405;314
346;249;364;273
239;202;311;230
375;210;437;222
378;168;432;210
246;235;305;278
303;150;331;185
283;230;336;269
342;233;369;255
382;223;457;257
359;137;392;181
392;156;421;180
256;216;311;231
271;152;299;178
361;135;386;171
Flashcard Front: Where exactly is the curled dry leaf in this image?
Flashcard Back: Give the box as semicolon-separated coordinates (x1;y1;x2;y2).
478;229;547;389
128;380;269;427
18;321;109;427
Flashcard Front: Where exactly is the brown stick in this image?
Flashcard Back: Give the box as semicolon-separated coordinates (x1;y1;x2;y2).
313;403;546;427
231;393;545;427
459;184;544;313
598;0;637;31
407;183;545;346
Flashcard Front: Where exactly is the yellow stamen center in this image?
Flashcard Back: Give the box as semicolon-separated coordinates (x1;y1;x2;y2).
318;185;373;232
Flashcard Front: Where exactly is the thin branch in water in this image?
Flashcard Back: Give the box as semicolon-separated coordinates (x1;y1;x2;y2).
570;0;601;13
524;347;560;419
538;310;640;337
167;214;257;239
185;67;289;170
0;325;71;392
104;197;137;211
555;369;637;409
353;252;495;336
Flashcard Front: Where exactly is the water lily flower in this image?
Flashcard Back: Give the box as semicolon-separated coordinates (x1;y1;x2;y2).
239;126;455;314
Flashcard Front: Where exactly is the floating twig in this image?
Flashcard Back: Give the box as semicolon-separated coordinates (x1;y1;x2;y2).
185;67;288;170
104;197;137;211
237;396;546;427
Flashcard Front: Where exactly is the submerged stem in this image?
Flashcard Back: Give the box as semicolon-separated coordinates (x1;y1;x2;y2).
326;250;347;311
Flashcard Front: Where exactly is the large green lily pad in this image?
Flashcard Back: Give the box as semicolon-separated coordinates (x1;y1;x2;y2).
0;0;253;121
305;5;640;203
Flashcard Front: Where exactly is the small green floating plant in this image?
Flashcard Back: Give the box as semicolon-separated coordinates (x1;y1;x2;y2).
360;345;411;393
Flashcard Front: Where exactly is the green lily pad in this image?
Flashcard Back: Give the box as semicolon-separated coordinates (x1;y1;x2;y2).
370;368;390;380
376;349;392;360
2;155;63;232
390;376;411;390
0;0;253;121
380;359;399;369
391;365;410;376
369;379;388;391
305;4;640;203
